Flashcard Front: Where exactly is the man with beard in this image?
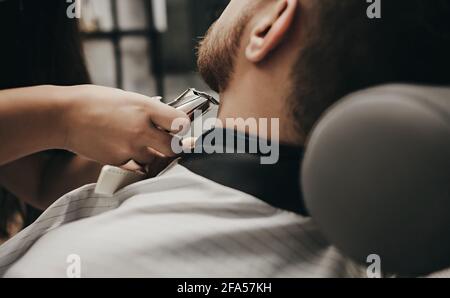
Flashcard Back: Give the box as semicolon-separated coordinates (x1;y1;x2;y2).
0;0;449;277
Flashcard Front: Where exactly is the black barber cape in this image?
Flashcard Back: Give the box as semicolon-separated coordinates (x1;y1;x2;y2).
180;128;308;216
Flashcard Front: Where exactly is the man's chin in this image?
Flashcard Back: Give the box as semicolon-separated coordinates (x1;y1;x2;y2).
196;32;236;93
199;72;221;94
197;49;222;92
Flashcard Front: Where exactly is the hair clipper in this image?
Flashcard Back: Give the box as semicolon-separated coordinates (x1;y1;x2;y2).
94;89;219;196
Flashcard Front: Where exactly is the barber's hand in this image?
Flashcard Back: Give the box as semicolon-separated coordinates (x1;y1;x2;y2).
61;85;189;166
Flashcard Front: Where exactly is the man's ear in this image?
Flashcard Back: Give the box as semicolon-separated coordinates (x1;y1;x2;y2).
246;0;298;63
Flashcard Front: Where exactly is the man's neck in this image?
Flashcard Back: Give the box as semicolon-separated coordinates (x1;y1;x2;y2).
216;76;304;145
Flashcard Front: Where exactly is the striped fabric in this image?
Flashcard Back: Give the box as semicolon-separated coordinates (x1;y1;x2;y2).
0;163;365;278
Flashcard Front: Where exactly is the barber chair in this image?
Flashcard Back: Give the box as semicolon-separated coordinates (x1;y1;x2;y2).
302;84;450;276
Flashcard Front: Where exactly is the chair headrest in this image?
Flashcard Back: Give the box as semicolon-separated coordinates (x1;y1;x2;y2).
302;84;450;276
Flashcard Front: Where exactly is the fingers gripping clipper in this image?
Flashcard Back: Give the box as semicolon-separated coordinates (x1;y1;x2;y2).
94;89;219;196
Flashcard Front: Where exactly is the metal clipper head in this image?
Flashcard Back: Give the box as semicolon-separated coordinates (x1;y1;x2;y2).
168;88;219;121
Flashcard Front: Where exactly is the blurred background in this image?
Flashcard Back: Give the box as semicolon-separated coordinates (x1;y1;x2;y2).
80;0;228;101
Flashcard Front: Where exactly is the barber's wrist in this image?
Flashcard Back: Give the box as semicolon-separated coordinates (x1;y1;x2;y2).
46;85;77;151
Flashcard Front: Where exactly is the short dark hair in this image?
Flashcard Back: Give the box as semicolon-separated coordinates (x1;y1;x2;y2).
292;0;450;136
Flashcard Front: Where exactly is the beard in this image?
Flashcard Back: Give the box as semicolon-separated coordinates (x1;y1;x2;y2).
197;12;252;93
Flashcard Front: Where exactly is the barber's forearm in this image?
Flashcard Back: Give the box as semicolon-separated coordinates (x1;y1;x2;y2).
0;154;102;210
0;86;68;166
39;155;102;208
0;154;50;209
